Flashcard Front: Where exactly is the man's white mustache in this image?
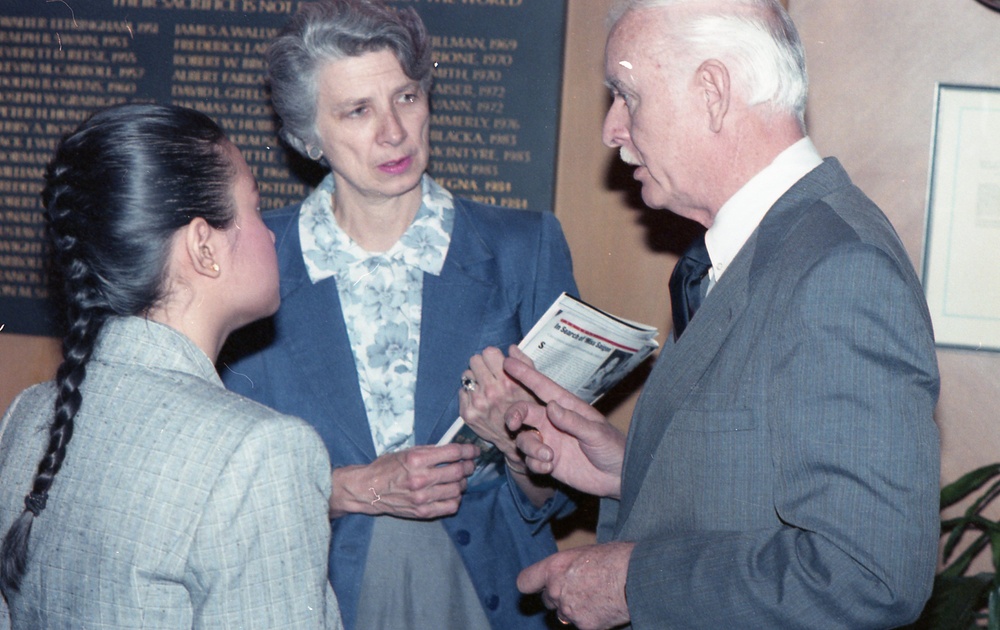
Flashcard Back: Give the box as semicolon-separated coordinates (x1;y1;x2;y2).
619;147;641;166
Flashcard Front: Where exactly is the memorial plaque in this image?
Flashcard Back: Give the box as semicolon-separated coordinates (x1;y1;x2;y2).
0;0;566;335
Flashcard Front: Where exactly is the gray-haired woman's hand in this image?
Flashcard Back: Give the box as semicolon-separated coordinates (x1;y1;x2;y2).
328;443;479;520
459;345;536;471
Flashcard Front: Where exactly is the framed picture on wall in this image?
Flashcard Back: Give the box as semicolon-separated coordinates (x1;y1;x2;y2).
923;83;1000;351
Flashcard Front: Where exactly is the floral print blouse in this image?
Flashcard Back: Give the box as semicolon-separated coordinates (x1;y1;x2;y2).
298;174;455;455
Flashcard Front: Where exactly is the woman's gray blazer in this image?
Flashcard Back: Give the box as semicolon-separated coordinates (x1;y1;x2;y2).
0;317;342;628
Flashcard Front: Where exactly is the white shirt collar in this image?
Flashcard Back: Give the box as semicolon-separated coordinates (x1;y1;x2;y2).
705;137;823;283
298;174;455;285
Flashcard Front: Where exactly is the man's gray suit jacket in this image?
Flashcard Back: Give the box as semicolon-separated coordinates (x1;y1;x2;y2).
604;158;941;629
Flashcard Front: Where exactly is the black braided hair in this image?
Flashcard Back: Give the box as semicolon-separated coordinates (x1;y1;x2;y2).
0;103;237;594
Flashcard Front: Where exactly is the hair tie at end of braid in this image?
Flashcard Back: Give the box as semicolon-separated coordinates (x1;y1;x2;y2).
24;492;48;517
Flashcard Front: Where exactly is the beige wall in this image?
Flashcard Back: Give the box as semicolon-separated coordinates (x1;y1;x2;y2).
3;0;999;556
790;0;1000;568
0;333;59;411
790;0;1000;493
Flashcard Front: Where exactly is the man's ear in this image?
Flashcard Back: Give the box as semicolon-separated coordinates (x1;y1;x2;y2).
697;59;730;133
183;217;222;278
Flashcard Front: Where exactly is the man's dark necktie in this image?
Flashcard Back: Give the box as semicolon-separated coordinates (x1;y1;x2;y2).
669;235;711;339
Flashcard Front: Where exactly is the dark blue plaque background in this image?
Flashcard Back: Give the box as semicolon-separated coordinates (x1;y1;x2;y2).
0;0;566;336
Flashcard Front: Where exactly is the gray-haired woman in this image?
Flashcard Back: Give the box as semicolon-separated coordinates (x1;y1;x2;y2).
221;1;578;628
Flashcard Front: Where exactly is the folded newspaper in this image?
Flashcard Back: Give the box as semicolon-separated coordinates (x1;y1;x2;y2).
437;292;659;473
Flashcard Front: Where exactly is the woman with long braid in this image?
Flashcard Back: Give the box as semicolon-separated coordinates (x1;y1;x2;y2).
0;103;342;628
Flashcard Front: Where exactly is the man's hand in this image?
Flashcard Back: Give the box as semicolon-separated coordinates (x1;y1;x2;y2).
517;542;634;630
504;349;625;499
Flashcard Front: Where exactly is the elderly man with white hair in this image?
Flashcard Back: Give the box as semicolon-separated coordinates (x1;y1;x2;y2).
498;1;941;628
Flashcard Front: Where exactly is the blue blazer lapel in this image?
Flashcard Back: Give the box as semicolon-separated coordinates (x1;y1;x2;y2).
414;205;497;445
280;278;378;459
271;213;377;460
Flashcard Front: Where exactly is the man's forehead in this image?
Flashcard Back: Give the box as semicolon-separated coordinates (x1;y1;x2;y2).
604;23;648;88
604;8;664;73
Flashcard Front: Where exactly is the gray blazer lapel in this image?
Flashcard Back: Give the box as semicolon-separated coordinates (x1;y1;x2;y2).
615;234;756;530
612;160;854;533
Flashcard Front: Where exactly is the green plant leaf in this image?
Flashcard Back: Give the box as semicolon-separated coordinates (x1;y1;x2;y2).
990;586;1000;630
906;574;993;630
993;530;1000;577
919;464;1000;630
943;526;985;568
942;517;1000;576
967;479;1000;520
942;464;1000;509
942;473;1000;559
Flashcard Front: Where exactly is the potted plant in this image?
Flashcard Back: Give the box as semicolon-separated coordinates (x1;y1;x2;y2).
905;463;1000;629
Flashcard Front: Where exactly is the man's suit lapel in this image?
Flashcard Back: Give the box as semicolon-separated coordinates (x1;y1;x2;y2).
613;158;851;531
414;204;497;445
273;216;377;460
616;238;754;529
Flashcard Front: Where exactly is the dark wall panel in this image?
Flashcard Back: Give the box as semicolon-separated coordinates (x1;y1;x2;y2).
0;0;565;335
